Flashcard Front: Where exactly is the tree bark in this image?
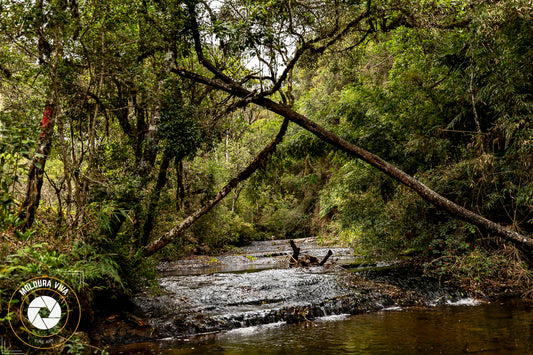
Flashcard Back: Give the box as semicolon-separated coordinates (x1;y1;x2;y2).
142;151;172;246
18;103;56;230
18;10;63;230
319;250;333;266
289;239;333;267
142;118;290;256
171;68;533;252
175;158;185;212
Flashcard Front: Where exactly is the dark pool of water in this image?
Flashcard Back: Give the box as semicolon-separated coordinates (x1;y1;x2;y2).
111;299;533;354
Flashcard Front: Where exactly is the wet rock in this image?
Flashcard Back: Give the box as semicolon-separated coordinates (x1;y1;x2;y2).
130;264;469;343
99;238;471;346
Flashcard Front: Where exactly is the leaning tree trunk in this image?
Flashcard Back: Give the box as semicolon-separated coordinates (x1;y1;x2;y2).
257;98;533;251
172;68;533;253
142;118;289;256
148;3;533;256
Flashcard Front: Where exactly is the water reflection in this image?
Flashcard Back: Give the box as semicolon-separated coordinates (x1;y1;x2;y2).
111;299;533;354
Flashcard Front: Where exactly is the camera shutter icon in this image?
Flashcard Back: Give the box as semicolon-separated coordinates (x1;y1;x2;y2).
27;296;62;330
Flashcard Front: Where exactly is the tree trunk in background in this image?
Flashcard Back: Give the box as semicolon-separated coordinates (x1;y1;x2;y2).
142;151;172;246
18;8;63;231
176;158;185;212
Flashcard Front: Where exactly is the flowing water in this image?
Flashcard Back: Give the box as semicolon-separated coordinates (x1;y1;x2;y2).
112;299;533;354
109;239;533;354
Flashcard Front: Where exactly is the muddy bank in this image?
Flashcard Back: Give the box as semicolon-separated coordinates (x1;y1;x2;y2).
91;238;471;347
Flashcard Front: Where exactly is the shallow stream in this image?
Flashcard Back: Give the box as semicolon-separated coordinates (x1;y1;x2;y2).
112;299;533;354
109;238;533;354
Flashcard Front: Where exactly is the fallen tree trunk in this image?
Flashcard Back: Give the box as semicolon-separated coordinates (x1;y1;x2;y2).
142;118;289;256
162;4;533;255
319;250;333;266
289;239;300;264
172;67;533;253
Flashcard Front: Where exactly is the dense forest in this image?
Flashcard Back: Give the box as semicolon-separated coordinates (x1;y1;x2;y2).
1;0;533;350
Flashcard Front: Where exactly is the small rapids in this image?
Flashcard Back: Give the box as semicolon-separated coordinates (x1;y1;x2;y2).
111;299;533;355
135;265;364;336
129;238;470;343
156;237;356;276
100;238;533;354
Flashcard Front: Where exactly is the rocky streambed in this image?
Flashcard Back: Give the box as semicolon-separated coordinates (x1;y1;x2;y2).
93;238;472;348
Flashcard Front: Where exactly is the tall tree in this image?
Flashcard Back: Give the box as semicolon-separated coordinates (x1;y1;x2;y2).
11;0;80;229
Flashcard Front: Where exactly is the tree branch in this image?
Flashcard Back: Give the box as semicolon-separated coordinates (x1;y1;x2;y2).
185;1;372;99
187;2;234;84
260;9;372;98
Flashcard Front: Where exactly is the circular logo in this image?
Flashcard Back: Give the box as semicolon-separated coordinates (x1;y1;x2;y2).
8;276;81;349
27;296;62;330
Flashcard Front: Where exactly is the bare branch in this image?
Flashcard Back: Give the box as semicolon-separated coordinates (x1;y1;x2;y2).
187;2;234;84
260;8;372;97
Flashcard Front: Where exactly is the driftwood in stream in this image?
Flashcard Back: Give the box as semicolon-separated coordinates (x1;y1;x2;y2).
289;240;333;267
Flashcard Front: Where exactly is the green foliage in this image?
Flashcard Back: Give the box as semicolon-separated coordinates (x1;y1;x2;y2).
312;0;533;261
1;0;532;318
158;97;201;160
0;239;130;347
0;241;125;295
424;243;532;291
190;206;256;250
0;114;37;218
